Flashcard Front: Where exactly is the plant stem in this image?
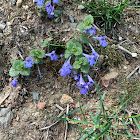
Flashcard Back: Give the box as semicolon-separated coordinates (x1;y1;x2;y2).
49;44;66;49
79;94;87;121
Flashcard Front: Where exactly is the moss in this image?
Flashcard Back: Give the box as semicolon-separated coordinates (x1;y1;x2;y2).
96;44;124;68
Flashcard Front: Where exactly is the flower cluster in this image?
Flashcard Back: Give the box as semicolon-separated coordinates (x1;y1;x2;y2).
76;74;95;94
11;50;58;87
93;36;108;47
59;57;73;77
83;26;96;35
35;0;59;18
83;44;99;66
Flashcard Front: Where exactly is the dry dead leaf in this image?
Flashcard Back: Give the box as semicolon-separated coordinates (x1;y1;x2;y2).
101;71;119;87
37;102;46;110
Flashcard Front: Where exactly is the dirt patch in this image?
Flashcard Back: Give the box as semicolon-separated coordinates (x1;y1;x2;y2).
0;0;139;139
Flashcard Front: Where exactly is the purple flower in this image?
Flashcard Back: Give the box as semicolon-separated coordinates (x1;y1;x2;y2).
93;36;108;47
35;0;44;6
11;77;18;87
24;57;34;68
76;74;89;94
46;2;54;18
74;74;80;81
87;75;95;87
45;51;58;61
87;26;96;35
60;54;64;58
83;53;96;66
59;57;73;77
53;0;59;4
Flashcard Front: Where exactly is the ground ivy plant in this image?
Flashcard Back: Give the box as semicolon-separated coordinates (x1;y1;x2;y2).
10;14;108;95
35;0;63;22
59;14;108;94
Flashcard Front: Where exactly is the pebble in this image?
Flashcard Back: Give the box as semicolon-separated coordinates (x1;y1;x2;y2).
37;102;46;110
78;5;85;10
11;0;16;5
60;94;73;104
0;23;6;30
16;0;22;7
119;36;122;40
69;16;74;23
0;108;13;129
123;66;127;70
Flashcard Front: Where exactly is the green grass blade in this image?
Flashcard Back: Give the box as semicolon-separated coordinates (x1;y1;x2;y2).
94;121;113;139
111;89;140;116
79;128;95;140
108;130;140;139
133;118;140;130
105;133;111;140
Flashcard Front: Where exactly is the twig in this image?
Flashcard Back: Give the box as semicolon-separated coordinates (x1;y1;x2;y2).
55;104;64;111
117;45;137;58
64;104;69;140
26;81;48;89
126;66;140;79
40;108;66;130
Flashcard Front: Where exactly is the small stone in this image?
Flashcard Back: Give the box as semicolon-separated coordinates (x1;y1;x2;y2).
0;108;13;129
16;0;22;7
37;102;46;110
69;16;74;23
78;5;85;10
11;0;16;5
0;23;6;30
123;66;127;70
60;94;73;104
119;36;122;40
125;61;129;65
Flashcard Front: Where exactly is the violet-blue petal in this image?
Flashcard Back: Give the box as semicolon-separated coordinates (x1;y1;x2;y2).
45;51;58;61
11;78;18;87
24;57;34;68
53;0;59;4
87;75;95;87
87;26;96;35
36;0;44;6
80;88;88;94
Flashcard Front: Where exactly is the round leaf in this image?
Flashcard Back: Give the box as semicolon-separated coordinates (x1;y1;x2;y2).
81;64;90;73
9;68;20;77
73;61;81;69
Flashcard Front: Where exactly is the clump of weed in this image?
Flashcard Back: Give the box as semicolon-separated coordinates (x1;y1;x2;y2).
96;45;124;67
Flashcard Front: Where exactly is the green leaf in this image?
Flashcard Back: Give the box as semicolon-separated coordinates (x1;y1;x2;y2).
81;64;90;73
30;49;45;58
72;47;83;56
37;6;43;9
67;41;75;50
84;14;94;26
75;42;82;48
75;55;83;61
20;68;30;76
73;61;81;69
85;25;92;30
64;50;71;59
77;23;86;32
9;67;20;77
12;60;23;69
79;57;87;65
54;10;63;16
79;35;91;44
41;39;50;48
